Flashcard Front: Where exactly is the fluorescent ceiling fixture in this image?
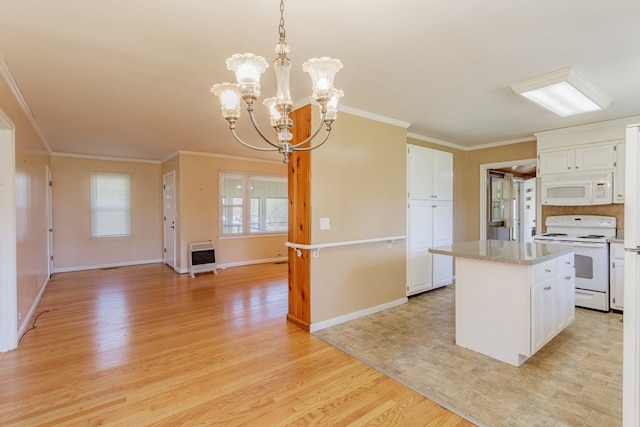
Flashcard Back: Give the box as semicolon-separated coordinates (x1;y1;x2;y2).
510;67;610;117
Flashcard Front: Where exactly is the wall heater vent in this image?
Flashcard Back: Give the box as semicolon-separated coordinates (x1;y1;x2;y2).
189;241;217;278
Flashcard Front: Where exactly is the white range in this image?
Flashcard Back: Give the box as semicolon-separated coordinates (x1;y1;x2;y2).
533;215;616;312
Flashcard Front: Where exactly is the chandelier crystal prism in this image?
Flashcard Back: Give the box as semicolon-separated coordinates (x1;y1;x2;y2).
212;0;343;164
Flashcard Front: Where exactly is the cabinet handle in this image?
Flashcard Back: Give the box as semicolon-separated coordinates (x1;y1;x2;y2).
545;269;551;273
565;276;572;280
544;286;552;291
565;261;571;265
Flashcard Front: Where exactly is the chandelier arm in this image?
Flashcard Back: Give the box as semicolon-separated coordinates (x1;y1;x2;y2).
229;127;279;152
289;110;329;149
247;107;282;149
290;128;332;152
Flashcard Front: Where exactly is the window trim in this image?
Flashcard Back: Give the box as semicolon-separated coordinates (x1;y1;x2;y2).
90;172;131;239
220;171;288;237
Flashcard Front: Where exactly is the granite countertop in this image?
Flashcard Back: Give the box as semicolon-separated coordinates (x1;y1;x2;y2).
429;240;574;265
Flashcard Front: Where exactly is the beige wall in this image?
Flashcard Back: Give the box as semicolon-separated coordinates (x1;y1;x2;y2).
407;138;467;243
464;140;537;240
162;152;288;272
51;155;163;270
310;112;408;323
0;73;51;332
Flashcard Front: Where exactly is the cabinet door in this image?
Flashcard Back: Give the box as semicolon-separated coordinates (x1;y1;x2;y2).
575;144;615;172
407;200;433;294
531;279;556;354
408;146;433;200
538;150;574;174
559;268;576;328
432;203;453;287
611;243;625;310
432;151;453;200
614;142;625;203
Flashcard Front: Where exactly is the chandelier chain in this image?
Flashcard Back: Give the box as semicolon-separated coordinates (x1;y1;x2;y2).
278;0;286;44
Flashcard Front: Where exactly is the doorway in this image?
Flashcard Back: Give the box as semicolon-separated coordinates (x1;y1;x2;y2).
480;159;537;241
163;171;177;271
0;109;17;352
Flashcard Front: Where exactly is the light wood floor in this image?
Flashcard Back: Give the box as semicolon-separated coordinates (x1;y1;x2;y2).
0;263;473;426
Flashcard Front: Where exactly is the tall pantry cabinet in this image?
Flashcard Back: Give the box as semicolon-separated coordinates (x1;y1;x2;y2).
407;145;454;296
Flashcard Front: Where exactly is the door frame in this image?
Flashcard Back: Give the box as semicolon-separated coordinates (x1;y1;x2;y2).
479;159;538;240
162;170;177;271
0;109;17;352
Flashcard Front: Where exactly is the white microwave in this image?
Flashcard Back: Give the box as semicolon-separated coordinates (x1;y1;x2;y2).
541;171;613;206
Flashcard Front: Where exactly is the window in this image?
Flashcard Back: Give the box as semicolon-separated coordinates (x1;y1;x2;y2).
90;172;131;238
221;172;287;235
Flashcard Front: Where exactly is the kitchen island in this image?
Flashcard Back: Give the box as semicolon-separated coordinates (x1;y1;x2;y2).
430;240;575;367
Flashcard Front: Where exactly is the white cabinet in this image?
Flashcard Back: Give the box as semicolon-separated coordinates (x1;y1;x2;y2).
538;144;615;175
407;145;453;296
614;142;625;203
530;253;575;355
408;145;453;201
610;242;625;311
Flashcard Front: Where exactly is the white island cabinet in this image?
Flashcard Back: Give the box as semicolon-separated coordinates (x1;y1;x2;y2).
430;240;575;367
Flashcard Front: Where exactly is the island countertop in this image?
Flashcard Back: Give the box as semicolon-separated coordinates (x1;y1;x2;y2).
429;239;574;265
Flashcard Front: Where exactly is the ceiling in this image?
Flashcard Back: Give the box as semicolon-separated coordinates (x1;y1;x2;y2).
0;0;639;163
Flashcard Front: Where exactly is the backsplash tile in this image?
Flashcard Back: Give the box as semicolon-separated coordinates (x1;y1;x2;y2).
541;204;624;233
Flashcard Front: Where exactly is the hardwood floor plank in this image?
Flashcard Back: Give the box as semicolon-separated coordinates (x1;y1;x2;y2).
0;263;473;426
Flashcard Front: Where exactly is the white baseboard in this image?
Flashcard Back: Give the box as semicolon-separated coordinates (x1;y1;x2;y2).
217;257;287;270
17;274;50;340
310;297;408;333
53;258;163;273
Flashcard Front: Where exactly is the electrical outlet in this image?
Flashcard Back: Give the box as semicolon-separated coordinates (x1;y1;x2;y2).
18;312;21;321
278;250;282;256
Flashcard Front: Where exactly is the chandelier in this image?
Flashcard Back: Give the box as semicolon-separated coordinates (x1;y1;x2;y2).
211;0;343;164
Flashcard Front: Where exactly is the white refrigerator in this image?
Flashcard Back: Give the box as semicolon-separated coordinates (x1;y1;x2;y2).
624;123;640;426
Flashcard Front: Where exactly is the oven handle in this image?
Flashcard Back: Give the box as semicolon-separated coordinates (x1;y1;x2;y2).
533;239;606;248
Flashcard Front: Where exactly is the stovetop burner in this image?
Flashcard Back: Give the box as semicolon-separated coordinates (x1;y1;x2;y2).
542;233;568;237
577;234;605;239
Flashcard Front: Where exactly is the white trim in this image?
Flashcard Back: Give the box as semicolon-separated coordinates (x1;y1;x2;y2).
176;150;285;165
0;55;51;153
17;275;49;341
216;257;287;270
479;158;537;240
162;171;177;270
160;151;180;164
0;109;17;352
310;297;408;333
338;105;411;129
53;258;163;273
51;152;161;164
408;132;536;152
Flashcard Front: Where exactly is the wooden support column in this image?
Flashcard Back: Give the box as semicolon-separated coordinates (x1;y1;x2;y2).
287;104;312;330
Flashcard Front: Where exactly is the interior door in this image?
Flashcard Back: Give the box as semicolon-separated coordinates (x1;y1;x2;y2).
163;171;176;270
46;165;54;276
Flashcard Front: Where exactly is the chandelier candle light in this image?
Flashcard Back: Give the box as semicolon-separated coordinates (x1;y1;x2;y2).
212;0;343;164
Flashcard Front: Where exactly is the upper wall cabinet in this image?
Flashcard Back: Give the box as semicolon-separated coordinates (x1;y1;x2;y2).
614;142;625;203
408;145;453;201
538;143;615;175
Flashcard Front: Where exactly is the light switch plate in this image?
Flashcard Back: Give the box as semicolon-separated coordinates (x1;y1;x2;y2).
320;217;330;230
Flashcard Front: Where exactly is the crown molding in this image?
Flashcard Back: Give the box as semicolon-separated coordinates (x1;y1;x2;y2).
0;55;51;153
51;152;161;164
175;150;285;165
407;132;536;151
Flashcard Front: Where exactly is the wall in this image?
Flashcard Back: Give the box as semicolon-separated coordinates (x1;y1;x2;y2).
310;111;408;324
0;69;51;335
407;137;467;243
464;140;538;240
51;155;163;271
162;152;288;272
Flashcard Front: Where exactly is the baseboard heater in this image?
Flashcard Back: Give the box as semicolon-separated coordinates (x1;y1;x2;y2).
189;241;217;278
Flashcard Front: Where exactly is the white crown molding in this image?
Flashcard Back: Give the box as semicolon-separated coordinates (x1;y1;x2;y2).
407;132;536;151
0;55;52;153
51;152;161;164
175;150;285;165
534;114;640;138
294;98;411;129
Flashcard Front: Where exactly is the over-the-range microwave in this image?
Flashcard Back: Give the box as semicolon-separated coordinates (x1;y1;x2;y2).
541;171;613;206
